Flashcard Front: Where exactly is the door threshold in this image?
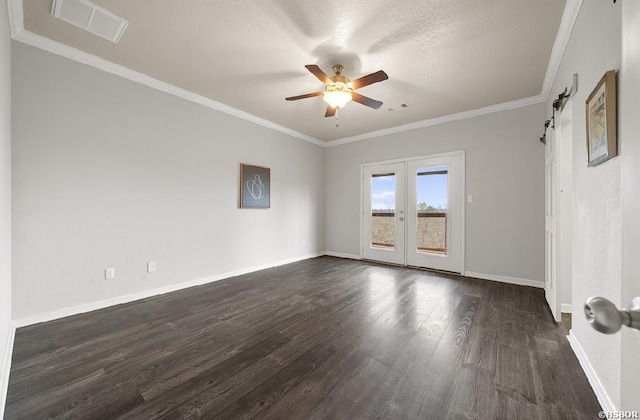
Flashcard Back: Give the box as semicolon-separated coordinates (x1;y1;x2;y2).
361;259;406;268
362;259;462;277
407;265;462;277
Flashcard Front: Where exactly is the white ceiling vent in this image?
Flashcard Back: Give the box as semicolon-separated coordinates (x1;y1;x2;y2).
387;103;409;112
52;0;128;43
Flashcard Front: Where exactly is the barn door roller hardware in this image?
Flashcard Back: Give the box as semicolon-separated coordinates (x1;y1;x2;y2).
537;74;578;145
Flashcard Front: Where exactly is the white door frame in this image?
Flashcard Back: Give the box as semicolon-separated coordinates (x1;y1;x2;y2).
545;124;561;322
557;100;574;316
620;2;640;410
544;101;574;323
360;150;465;275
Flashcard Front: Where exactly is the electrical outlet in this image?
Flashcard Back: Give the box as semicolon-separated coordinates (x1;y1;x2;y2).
105;268;115;279
147;261;157;273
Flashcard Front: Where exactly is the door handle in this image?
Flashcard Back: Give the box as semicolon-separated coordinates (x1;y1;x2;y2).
584;296;640;334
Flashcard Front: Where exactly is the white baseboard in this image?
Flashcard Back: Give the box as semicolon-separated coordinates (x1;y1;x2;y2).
320;260;542;290
13;252;324;328
324;251;361;260
0;323;16;417
464;271;544;289
562;303;573;313
567;330;616;412
11;255;540;329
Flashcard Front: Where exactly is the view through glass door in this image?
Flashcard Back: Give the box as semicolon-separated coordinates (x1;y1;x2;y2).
362;151;464;273
406;154;463;273
362;163;405;265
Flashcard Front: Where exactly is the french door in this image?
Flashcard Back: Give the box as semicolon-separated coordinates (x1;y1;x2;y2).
362;151;465;273
362;163;406;265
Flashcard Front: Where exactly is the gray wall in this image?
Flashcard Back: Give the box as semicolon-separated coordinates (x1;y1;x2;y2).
325;103;546;283
11;43;325;319
0;0;12;410
550;0;622;407
547;1;627;407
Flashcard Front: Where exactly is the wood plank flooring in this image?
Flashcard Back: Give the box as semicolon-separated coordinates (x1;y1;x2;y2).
4;257;601;419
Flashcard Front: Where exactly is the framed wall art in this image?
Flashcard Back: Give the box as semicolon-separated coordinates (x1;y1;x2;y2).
240;163;270;208
585;69;617;167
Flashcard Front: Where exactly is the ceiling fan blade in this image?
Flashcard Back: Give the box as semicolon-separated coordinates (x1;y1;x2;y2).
285;92;323;101
305;64;334;85
352;92;383;109
349;70;389;90
325;106;336;118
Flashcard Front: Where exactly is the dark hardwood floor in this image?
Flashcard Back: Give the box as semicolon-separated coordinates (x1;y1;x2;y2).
5;257;601;419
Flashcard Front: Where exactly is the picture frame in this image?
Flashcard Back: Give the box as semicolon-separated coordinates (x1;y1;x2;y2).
585;69;617;167
240;163;270;208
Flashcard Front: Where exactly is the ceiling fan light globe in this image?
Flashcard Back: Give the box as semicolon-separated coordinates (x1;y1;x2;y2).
323;82;353;108
323;91;352;108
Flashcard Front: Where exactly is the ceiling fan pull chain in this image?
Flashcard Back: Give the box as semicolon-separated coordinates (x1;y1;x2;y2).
335;107;339;127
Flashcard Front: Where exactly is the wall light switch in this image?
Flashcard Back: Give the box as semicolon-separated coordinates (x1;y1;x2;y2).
147;261;157;273
467;194;473;203
105;268;115;279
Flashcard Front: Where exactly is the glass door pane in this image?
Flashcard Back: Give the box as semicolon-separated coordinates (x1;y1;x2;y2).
371;173;396;250
406;152;463;273
415;166;448;255
362;162;405;266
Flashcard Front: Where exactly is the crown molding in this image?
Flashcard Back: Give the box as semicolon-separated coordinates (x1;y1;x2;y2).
540;0;584;101
325;0;585;147
324;94;546;147
7;0;323;147
6;0;22;38
7;0;583;148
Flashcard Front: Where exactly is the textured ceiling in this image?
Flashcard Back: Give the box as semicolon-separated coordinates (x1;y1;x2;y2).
22;0;566;142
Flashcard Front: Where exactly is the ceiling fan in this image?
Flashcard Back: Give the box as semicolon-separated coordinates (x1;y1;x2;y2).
285;64;389;117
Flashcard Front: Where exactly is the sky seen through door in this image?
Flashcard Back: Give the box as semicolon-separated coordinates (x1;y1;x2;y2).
371;166;448;211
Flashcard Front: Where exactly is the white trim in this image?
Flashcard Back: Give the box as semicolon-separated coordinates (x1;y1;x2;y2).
359;167;364;260
325;95;545;147
6;0;22;38
465;271;544;289
361;150;468;168
567;330;616;413
12;252;324;328
540;0;584;100
7;0;585;148
459;152;466;277
6;1;323;147
561;303;573;313
0;324;16;417
324;0;584;146
324;251;361;260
